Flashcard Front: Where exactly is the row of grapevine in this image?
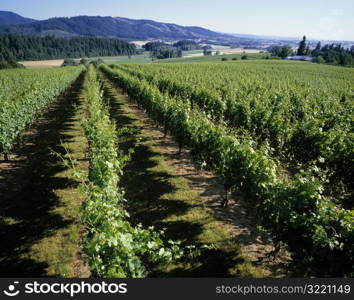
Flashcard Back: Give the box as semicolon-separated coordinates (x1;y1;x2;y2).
101;64;353;276
115;63;353;209
0;66;85;158
80;66;197;277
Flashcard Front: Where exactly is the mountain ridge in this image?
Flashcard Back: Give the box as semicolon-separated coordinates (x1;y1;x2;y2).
0;11;37;26
1;11;353;45
0;13;233;42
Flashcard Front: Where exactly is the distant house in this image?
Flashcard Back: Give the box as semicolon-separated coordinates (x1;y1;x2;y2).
284;56;313;61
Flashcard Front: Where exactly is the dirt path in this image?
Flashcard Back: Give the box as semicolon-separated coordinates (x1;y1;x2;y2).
101;74;291;277
0;74;90;277
154;136;291;276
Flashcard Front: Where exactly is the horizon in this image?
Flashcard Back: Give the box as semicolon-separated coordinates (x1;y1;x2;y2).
0;0;354;41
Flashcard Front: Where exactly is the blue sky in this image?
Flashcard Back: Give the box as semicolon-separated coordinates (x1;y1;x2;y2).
1;0;353;40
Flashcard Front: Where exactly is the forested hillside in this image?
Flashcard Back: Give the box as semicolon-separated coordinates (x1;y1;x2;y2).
0;15;230;41
0;34;136;61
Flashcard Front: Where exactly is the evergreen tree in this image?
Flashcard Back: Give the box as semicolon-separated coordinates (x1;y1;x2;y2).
305;45;310;55
310;41;354;67
0;34;136;61
315;41;321;51
297;35;307;55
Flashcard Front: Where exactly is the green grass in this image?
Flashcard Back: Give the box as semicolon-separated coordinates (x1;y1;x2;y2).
26;76;89;277
102;50;208;64
100;74;263;277
102;53;153;64
182;49;204;56
98;50;267;64
0;74;89;277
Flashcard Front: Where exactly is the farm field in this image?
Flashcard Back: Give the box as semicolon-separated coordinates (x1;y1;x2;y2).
102;60;354;276
0;59;353;278
216;48;260;55
18;54;152;68
91;53;152;64
160;52;268;63
19;59;65;68
0;67;89;276
17;48;263;68
180;47;260;58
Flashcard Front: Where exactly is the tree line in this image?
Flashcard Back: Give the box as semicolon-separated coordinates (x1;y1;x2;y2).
311;42;354;66
0;34;137;61
142;40;209;59
143;41;182;59
0;60;24;69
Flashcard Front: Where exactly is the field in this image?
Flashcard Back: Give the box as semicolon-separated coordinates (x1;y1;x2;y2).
160;52;268;63
179;47;261;58
19;59;65;68
18;54;152;68
92;54;152;64
0;59;353;278
18;48;264;68
216;48;260;54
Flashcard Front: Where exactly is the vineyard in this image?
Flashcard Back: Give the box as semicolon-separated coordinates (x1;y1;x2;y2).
0;66;84;159
0;60;353;277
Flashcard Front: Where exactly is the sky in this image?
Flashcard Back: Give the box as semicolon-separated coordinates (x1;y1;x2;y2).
0;0;354;41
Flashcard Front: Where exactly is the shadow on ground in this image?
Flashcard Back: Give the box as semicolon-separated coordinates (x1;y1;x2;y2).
0;74;84;277
102;78;247;277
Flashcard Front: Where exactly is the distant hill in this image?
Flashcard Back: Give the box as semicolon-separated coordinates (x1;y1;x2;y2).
1;11;353;48
0;14;234;41
0;11;37;26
